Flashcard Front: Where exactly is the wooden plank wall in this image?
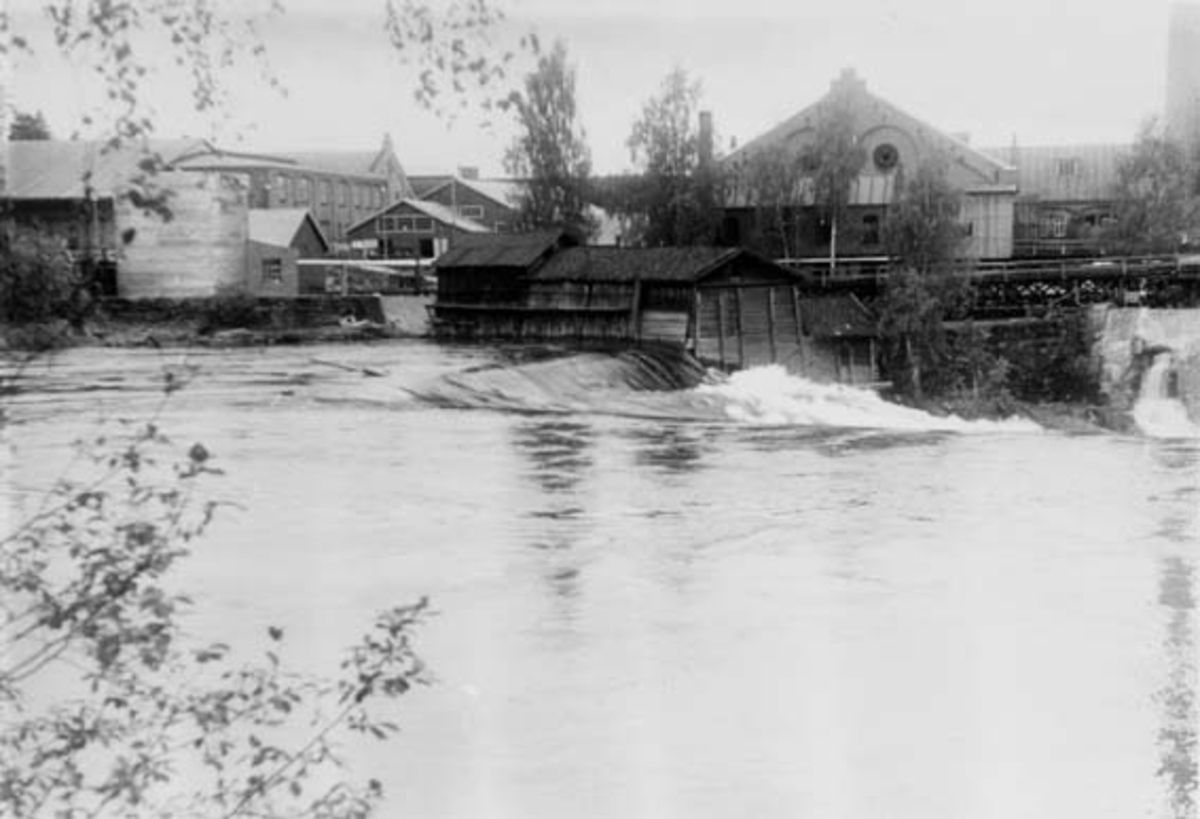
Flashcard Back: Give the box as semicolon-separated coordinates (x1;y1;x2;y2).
695;285;878;384
118;171;250;298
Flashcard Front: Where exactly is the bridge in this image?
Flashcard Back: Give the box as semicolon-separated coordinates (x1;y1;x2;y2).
779;255;1200;318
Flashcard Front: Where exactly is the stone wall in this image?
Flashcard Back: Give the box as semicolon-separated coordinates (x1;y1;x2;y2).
1091;306;1200;422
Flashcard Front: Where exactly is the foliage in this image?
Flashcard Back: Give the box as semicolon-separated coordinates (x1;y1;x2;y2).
734;143;807;257
875;266;974;399
199;284;264;332
797;93;866;245
382;0;521;120
882;160;967;272
1101;119;1200;255
874;162;972;398
0;228;82;325
4;1;521;216
1;410;430;818
10;110;52;140
503;39;596;238
624;67;719;246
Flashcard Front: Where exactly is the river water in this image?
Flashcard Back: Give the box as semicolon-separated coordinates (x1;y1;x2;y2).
2;340;1198;819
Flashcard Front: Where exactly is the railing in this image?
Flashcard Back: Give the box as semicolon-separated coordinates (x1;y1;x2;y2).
776;254;1200;286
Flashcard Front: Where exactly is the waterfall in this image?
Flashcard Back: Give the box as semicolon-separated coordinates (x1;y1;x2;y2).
1133;352;1199;438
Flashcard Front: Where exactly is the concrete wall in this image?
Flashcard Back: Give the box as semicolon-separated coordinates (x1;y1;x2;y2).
118;171;249;298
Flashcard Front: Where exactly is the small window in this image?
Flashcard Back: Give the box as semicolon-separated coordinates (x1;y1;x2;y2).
1055;158;1080;177
338;182;349;205
261;257;283;285
493;222;508;233
413;217;434;232
397;216;417;232
459;204;485;219
861;214;880;246
275;174;289;203
873;143;899;172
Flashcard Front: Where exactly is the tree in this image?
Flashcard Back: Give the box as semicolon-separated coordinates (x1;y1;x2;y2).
876;161;973;398
734;143;807;257
10;110;52;140
625;67;718;246
1;4;518;815
1;414;430;818
798;93;867;267
1102;119;1200;255
882;160;968;272
503;39;595;238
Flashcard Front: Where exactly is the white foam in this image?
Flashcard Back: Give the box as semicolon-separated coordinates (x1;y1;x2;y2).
695;366;1041;433
1133;353;1200;439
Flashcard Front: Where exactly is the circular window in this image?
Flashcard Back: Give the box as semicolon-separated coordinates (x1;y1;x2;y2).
873;143;899;171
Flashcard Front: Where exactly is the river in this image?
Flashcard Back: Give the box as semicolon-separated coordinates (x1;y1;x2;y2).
2;340;1197;819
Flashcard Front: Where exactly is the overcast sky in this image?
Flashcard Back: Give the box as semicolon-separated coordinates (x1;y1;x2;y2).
9;0;1183;175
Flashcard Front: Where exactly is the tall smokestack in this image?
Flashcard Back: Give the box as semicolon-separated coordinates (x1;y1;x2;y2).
1166;3;1200;149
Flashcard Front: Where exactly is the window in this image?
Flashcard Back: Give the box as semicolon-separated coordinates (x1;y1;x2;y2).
275;174;289;204
1041;212;1069;239
1055;157;1081;177
321;180;332;204
861;214;880;246
493;221;508;233
261;257;283;285
873;143;899;172
459;204;485;220
413;217;434;232
338;182;349;206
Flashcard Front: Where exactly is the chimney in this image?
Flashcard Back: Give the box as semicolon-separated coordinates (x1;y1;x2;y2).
699;111;714;168
830;67;866;97
458;165;480;181
1167;2;1200;149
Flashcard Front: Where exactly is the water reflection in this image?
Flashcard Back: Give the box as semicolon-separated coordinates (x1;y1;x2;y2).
1150;444;1199;819
627;425;709;475
511;420;596;605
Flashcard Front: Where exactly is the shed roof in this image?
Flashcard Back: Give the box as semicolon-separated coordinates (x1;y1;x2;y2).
528;246;745;283
799;295;877;338
248;208;329;251
6;138;212;199
435;230;570;269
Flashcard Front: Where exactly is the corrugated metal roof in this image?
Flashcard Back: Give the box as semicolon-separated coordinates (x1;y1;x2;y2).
528;246;741;283
798;295;877;337
435;230;568;269
980;143;1130;202
248;208;328;250
7;138;211;199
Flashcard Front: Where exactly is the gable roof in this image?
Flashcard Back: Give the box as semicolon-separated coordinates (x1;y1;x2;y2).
528;246;747;283
6;138;213;199
346;198;491;235
725;69;1015;201
435;230;571;269
980;143;1129;202
248;208;329;251
422;176;524;209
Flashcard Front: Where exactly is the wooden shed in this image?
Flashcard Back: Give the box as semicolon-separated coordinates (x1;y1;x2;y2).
431;232;879;385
